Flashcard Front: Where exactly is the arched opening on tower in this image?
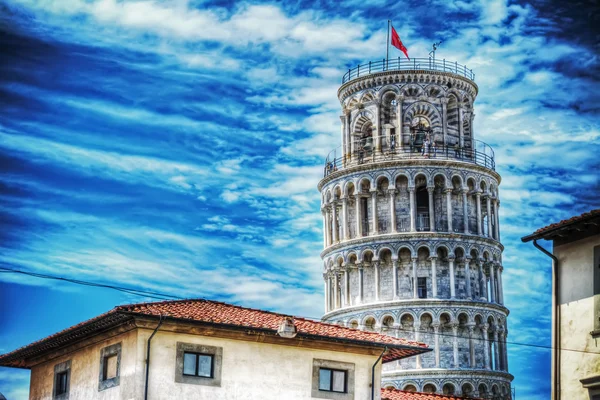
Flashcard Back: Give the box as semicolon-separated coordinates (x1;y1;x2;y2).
359;179;371;237
457;312;470;368
346;182;356;239
376;177;390;234
462;383;474;398
403;384;417;392
363;316;376;331
439;312;453;368
433;174;447;231
416;247;430;298
467;178;478;233
423;383;437;393
414;174;429;232
382;92;398;150
398;247;412;299
354;116;374;159
398;313;416;370
379;248;393;300
447;94;459;143
442;383;456;395
474;314;485;368
478;383;489;398
420;313;435;368
395;175;410;232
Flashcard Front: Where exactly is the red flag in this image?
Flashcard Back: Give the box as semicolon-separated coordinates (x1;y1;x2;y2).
391;26;409;60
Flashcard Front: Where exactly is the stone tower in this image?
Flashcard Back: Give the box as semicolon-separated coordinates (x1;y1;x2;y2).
318;58;513;399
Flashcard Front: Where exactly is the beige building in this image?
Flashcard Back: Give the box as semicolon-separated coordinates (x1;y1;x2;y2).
0;298;435;400
522;209;600;400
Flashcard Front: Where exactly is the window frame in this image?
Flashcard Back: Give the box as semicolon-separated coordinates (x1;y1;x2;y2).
311;358;355;400
318;367;348;393
417;277;428;299
53;360;71;400
175;342;222;387
182;351;214;378
98;342;121;391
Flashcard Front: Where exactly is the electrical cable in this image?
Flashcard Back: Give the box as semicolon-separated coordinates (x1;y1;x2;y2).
2;265;598;355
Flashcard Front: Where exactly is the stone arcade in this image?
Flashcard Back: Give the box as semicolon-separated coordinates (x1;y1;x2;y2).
318;59;513;398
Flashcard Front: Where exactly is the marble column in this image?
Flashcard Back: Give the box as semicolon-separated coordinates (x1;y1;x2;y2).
441;98;448;147
412;257;418;299
502;330;509;372
322;210;327;248
433;323;441;367
358;266;364;304
392;259;399;300
355;193;362;238
475;191;482;235
325;274;331;312
494;199;501;241
493;330;500;371
341;197;348;240
427;186;435;231
449;256;456;299
497;265;504;305
344;268;350;306
371;190;378;235
374;261;380;301
389;190;397;233
486;194;492;237
462;188;469;233
397;96;404;150
374;101;381;153
458;106;464;147
409;187;416;232
333;272;340;309
468;324;476;368
478;261;487;301
489;263;496;303
452;323;459;367
493;198;500;240
430;256;438;298
325;208;332;245
465;258;472;300
323;278;328;313
482;324;490;369
415;322;422;369
446;188;453;232
331;202;338;243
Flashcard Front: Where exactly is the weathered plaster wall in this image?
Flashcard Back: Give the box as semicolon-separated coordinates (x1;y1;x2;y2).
556;235;600;399
29;329;139;400
141;328;382;400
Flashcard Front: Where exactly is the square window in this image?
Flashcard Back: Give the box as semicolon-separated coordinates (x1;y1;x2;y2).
98;342;121;391
318;368;346;393
175;343;222;387
103;354;118;380
182;352;213;378
312;359;354;399
53;360;70;400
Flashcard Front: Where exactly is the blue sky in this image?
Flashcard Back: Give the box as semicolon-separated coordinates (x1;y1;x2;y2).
0;0;598;398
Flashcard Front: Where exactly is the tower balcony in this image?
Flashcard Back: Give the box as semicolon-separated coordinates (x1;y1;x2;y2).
341;57;475;85
323;136;495;178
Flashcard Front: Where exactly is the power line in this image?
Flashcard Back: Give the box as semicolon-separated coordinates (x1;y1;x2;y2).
1;266;597;355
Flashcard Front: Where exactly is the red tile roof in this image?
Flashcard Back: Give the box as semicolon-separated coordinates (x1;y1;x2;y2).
381;388;474;400
521;209;600;242
0;298;429;368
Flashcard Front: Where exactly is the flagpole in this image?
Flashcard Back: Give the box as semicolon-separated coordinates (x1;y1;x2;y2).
386;20;390;69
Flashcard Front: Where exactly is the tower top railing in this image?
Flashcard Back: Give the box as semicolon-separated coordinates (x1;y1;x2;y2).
342;58;475;84
322;137;495;178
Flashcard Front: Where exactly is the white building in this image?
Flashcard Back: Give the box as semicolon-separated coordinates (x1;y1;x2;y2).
522;209;600;400
318;58;512;398
0;298;433;400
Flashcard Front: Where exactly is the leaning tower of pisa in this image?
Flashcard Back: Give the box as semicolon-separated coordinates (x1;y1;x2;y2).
318;58;513;399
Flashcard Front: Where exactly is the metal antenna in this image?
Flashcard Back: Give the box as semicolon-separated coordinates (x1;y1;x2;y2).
429;40;443;60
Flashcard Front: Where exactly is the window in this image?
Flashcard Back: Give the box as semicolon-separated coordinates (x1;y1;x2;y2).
175;342;222;387
53;360;70;400
319;368;347;393
312;359;355;400
183;352;213;378
418;277;427;299
98;342;121;391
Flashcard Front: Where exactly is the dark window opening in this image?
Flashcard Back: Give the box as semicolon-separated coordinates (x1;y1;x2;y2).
361;197;369;236
319;368;347;393
417;277;427;299
416;187;430;231
55;371;68;396
183;352;214;378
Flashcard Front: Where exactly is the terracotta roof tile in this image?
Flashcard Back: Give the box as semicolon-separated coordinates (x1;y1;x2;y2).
0;298;429;368
522;209;600;242
381;388;475;400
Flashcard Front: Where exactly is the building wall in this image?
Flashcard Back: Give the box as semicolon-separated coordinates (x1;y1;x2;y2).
556;234;600;399
29;329;139;400
28;326;385;400
141;328;382;400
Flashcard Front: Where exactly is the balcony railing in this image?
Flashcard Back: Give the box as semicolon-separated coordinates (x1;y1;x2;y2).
342;58;475;84
323;136;495;178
